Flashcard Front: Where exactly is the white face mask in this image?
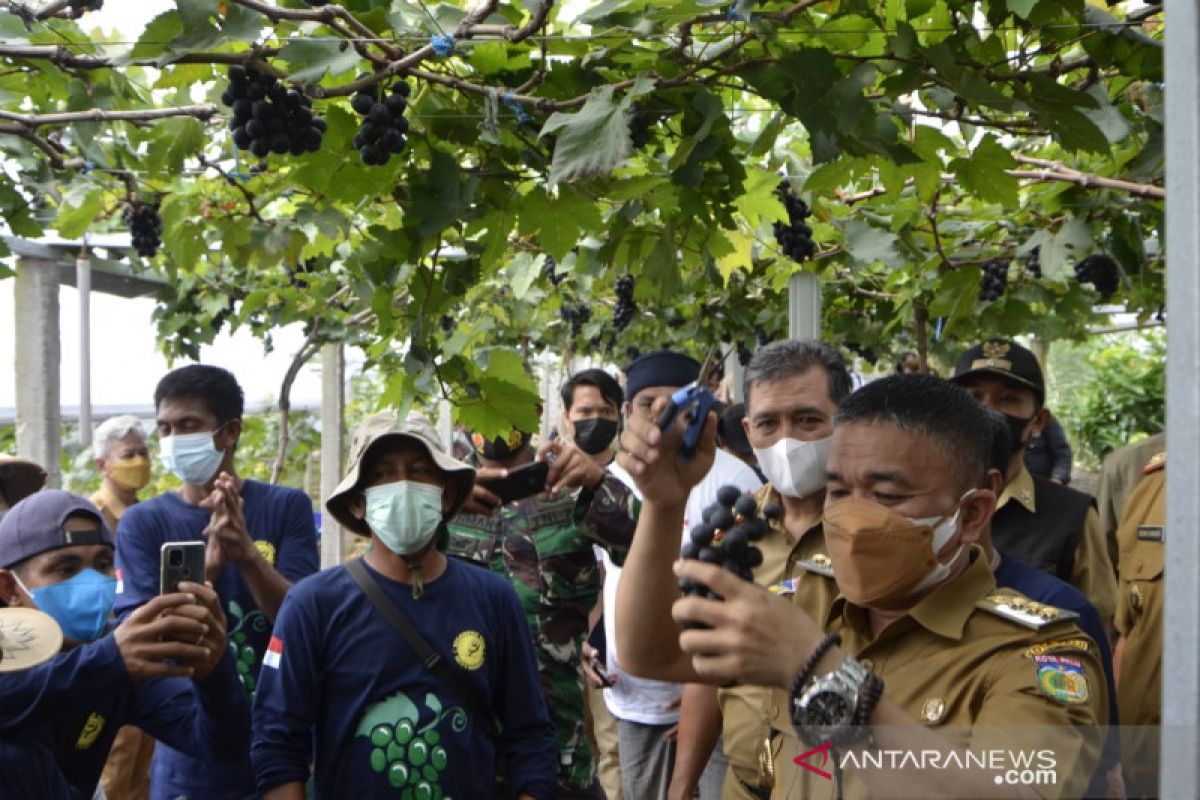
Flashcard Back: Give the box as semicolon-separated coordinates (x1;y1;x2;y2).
753;436;832;499
909;492;973;595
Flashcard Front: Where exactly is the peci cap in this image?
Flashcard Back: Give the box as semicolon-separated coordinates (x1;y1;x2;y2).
0;490;114;569
950;339;1045;405
326;411;476;537
0;455;47;507
624;351;700;402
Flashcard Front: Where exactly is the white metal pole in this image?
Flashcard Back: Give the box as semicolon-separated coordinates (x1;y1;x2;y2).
76;250;92;448
787;272;821;341
1162;3;1200;796
319;343;346;568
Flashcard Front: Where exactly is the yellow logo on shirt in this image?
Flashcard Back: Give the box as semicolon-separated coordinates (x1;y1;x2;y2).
453;630;486;671
255;540;277;566
75;712;106;750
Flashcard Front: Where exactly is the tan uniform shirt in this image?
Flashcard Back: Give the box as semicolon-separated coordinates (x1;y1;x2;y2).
1097;432;1165;575
718;485;837;799
90;483;131;533
999;466;1117;621
770;552;1108;800
1114;457;1164;797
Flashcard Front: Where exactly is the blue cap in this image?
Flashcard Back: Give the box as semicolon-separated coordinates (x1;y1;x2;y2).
0;491;114;569
624;351;701;401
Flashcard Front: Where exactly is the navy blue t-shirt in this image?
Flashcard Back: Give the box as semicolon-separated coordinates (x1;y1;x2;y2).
114;479;319;799
0;633;249;798
252;557;558;799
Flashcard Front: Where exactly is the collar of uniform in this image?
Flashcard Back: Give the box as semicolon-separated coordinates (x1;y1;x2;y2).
825;547;997;641
91;483;129;520
755;483;822;548
998;464;1036;513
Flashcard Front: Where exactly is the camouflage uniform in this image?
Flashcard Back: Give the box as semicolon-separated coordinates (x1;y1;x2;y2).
446;475;637;794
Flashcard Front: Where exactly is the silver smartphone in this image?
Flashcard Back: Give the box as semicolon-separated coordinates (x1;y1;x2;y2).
160;541;206;594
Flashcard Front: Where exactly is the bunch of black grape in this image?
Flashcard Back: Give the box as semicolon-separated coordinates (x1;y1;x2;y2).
561;302;592;337
68;0;103;11
1074;254;1119;299
773;182;816;263
737;343;753;367
1024;246;1042;280
678;486;780;624
223;65;324;158
543;256;565;286
351;80;411;166
613;275;636;331
367;718;448;795
628;108;655;150
122;202;161;258
978;259;1009;302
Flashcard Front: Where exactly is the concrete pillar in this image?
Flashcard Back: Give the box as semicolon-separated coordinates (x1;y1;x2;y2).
787;272;821;341
1163;1;1200;794
319;343;345;568
76;253;92;448
13;257;61;487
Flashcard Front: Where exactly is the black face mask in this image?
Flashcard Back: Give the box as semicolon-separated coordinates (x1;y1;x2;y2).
572;418;618;455
479;432;531;462
1003;412;1034;456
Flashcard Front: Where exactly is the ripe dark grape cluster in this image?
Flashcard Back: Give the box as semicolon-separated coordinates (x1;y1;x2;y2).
628;109;654;150
223;65;324;158
368;719;448;797
978;259;1009;302
122;202;162;258
1074;254;1119;299
773;182;816;262
561;301;592;337
69;0;103;11
678;486;779;625
737;343;753;367
846;342;878;365
543;256;565;286
1024;247;1042;280
613;275;636;331
351;80;411;166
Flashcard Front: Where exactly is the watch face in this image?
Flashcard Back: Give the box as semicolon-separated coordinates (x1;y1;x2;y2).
802;690;854;727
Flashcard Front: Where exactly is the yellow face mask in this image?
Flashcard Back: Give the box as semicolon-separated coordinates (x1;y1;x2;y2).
109;456;151;491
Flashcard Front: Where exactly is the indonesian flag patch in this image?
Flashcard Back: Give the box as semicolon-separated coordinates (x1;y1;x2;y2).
263;636;283;669
115;568;124;594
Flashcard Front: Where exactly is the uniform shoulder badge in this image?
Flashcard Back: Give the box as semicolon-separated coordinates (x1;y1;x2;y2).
1033;654;1090;705
75;711;106;750
798;554;835;579
1142;451;1165;475
977;593;1079;630
767;578;798;597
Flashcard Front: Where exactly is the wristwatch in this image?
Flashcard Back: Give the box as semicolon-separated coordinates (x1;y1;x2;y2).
790;655;871;746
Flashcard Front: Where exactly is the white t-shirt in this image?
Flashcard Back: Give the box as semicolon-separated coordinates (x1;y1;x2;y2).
601;449;763;724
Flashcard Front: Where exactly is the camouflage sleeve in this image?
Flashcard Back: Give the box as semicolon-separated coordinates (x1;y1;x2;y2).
573;473;640;566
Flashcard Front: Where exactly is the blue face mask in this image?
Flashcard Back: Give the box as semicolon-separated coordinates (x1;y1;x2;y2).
159;429;226;485
20;568;117;642
364;481;445;556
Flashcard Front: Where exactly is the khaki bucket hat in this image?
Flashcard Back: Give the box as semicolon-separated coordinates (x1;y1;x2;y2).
326;411;476;537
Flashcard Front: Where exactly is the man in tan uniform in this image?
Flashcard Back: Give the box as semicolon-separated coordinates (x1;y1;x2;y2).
1096;431;1164;573
1113;450;1164;799
671;340;851;800
615;374;1107;800
951;339;1116;624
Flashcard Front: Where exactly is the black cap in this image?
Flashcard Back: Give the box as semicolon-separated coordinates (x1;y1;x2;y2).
0;490;114;569
950;339;1045;404
624;351;700;401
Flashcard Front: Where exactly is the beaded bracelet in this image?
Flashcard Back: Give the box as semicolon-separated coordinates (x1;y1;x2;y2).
791;632;842;697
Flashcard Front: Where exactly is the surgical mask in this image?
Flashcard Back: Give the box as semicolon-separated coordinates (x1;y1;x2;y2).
1002;413;1034;456
823;493;970;609
753;436;832;499
364;481;445;556
572;418;618;455
159;430;225;485
17;568;116;642
110;456;151;491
